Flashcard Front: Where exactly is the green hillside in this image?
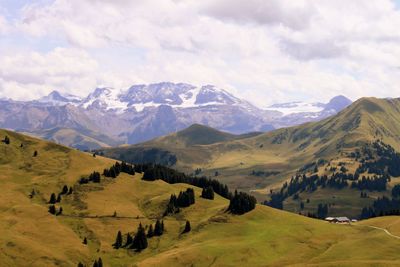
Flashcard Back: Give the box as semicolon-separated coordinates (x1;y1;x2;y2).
100;97;400;218
26;127;120;150
3;128;400;266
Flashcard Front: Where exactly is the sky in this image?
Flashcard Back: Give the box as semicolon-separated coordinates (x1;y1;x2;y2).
1;0;400;107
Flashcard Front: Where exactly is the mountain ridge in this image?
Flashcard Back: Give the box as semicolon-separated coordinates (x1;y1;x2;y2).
0;82;351;149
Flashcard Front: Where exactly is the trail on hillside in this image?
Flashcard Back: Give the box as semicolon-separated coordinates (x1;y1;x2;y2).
357;225;400;240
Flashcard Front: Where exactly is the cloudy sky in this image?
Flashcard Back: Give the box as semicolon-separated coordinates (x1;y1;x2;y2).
1;0;400;107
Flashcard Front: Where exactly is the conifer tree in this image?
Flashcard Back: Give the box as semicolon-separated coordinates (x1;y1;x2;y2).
182;220;191;234
147;224;154;238
113;231;123;249
77;262;84;267
61;185;68;195
98;258;103;267
56;194;62;203
154;220;163;236
83;237;87;245
3;136;10;145
33;150;38;157
125;233;133;247
68;186;73;195
161;220;165;232
49;193;57;204
48;205;56;215
131;223;148;251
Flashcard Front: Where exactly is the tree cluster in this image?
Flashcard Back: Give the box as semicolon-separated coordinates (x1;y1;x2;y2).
103;161;135;178
139;163;231;199
201;186;214;200
164;188;195;216
114;220;165;252
357;141;400;177
360;196;400;219
79;171;101;184
48;205;62;216
350;175;388;191
228;190;257;215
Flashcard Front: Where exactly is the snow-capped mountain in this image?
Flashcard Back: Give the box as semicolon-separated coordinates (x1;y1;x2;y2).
37;90;82;105
79;82;254;113
265;95;352;127
0;82;352;149
266;101;325;116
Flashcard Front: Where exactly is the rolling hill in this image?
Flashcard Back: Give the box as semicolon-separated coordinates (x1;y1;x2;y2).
2;128;400;266
100;97;400;218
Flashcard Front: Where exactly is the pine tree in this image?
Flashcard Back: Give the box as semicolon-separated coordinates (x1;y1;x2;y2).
131;223;148;251
61;185;68;195
77;262;84;267
92;260;98;267
154;220;163;236
20;143;23;148
113;231;123;249
83;237;87;245
48;205;56;215
182;220;191;233
49;193;57;204
33;150;38;157
125;233;133;247
3;136;10;145
98;258;103;267
68;186;73;195
161;220;165;232
56;194;62;203
147;224;154;238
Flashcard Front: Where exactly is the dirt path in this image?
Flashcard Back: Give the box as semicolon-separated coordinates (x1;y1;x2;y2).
358;225;400;239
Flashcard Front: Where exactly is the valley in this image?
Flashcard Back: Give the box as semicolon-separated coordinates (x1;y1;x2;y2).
2;128;400;266
101;97;400;219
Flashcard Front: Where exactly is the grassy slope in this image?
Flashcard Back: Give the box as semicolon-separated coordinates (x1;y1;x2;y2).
102;98;400;200
2;129;400;266
26;127;119;150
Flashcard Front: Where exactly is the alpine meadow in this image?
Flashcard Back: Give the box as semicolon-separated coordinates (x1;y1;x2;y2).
2;1;400;266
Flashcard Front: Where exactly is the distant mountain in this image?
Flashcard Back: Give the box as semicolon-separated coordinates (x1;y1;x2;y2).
267;95;352;128
37;90;82;105
101;97;400;218
0;83;351;149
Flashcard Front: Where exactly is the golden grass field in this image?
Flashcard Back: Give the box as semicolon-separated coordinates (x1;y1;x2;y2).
2;128;400;266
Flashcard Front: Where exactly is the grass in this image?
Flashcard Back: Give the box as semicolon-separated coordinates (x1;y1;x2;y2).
2;128;400;266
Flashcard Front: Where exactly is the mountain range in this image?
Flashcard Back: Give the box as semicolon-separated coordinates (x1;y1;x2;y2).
0;82;351;149
100;97;400;218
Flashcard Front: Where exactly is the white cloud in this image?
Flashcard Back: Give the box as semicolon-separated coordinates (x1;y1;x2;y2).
0;0;400;106
0;15;9;34
0;47;98;99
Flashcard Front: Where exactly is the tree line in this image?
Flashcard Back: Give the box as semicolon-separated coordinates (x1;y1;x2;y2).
139;163;256;215
140;163;231;199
